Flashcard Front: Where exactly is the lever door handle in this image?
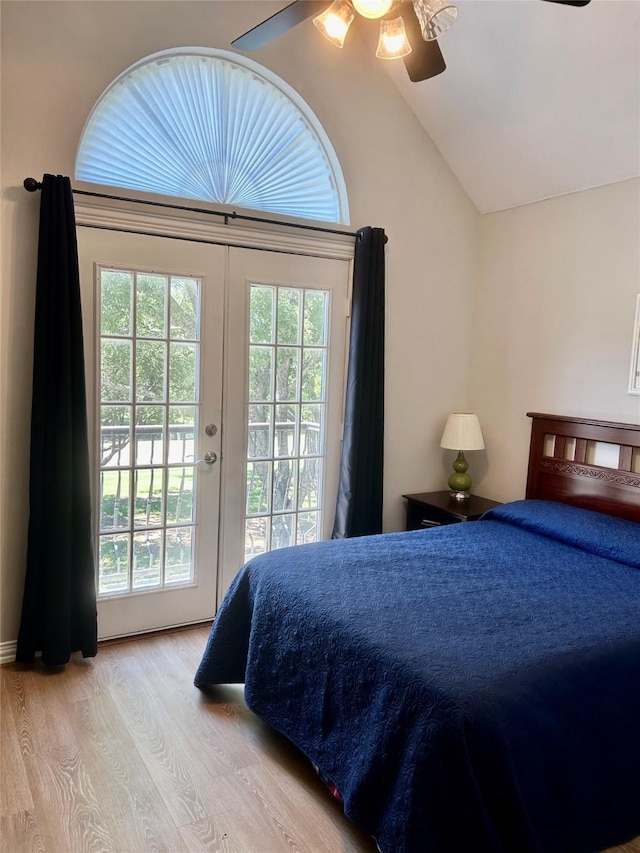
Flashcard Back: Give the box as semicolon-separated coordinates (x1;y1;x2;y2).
192;451;218;465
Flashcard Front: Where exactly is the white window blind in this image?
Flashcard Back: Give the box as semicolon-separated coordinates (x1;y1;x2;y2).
76;48;348;224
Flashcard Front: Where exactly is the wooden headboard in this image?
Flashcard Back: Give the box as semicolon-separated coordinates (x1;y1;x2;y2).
526;413;640;523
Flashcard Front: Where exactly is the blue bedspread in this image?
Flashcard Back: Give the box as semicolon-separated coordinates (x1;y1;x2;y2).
195;501;640;852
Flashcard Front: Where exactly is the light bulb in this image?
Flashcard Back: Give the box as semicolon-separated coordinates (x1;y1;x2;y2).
352;0;394;20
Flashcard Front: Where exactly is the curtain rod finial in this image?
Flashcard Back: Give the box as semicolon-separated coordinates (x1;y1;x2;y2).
23;178;42;192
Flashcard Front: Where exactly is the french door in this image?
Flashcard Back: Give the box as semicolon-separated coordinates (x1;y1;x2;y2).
79;231;224;639
220;248;350;598
79;226;351;639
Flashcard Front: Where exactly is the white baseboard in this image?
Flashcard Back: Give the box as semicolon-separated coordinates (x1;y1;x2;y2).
1;640;17;665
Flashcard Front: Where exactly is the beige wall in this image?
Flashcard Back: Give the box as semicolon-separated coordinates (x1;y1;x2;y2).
4;4;636;653
0;1;478;646
469;179;640;502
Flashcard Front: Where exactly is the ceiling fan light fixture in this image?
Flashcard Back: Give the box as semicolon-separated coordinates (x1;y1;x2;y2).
313;0;355;48
412;0;458;41
352;0;394;19
376;16;413;59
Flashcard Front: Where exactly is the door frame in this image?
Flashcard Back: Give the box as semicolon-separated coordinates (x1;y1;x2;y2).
75;197;355;629
78;233;226;639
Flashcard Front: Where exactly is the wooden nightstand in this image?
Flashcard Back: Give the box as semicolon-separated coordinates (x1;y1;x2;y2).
403;491;502;531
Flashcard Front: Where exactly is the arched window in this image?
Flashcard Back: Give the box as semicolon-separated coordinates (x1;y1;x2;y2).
76;48;349;224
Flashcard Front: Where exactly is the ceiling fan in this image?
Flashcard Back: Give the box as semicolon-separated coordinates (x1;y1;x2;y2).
232;0;592;83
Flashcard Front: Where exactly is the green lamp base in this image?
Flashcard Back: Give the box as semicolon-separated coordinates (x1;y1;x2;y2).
448;450;472;500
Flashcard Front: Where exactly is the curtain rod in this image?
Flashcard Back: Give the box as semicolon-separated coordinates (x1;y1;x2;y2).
23;178;356;239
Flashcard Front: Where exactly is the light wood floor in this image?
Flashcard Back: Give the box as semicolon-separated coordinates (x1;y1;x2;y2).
1;625;639;853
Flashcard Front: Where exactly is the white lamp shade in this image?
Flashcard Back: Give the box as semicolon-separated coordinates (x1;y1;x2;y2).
440;413;485;451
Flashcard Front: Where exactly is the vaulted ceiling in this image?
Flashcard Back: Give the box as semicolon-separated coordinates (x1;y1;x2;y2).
383;0;640;213
237;0;640;215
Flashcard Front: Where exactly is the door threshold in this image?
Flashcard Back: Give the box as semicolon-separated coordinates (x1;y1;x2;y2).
98;619;213;647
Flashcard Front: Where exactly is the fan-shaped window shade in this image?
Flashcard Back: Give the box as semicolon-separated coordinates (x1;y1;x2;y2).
76;48;349;224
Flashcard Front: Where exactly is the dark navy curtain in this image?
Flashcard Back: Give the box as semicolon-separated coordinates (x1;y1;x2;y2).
16;174;97;666
332;226;386;538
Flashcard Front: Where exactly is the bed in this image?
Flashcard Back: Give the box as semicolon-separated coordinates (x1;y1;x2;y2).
195;413;640;852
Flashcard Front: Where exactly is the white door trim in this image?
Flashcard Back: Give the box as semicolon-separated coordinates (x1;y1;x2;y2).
74;198;356;262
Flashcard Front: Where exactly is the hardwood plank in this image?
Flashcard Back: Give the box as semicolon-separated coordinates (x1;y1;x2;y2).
24;742;116;852
178;813;248;852
135;644;258;772
2;666;76;756
238;760;376;853
0;673;33;816
101;651;229;827
0;810;45;853
240;726;369;846
2;668;36;756
71;694;189;852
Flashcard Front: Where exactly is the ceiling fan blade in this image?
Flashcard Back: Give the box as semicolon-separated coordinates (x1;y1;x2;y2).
538;0;591;5
232;1;329;50
399;2;446;83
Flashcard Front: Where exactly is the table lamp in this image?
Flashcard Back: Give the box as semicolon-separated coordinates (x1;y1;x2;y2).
440;413;485;500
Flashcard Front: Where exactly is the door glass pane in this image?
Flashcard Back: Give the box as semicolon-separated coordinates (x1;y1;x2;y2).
271;513;295;550
170;277;199;340
97;267;202;596
136;274;167;337
133;530;163;589
101;406;131;467
100;470;130;531
165;527;194;584
276;348;299;401
298;458;322;510
274;405;298;458
244;285;329;563
301;349;325;401
99;533;130;595
135;406;164;466
246;461;271;515
168;407;196;464
167;467;195;524
134;469;164;527
277;288;301;345
303;290;327;346
249;346;274;402
250;286;275;344
301;405;324;456
136;341;166;402
101;339;132;402
248;405;272;459
169;343;198;402
101;270;132;336
245;516;269;560
297;511;319;545
273;459;297;512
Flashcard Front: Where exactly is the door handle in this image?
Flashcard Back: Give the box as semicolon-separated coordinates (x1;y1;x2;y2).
191;451;218;465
